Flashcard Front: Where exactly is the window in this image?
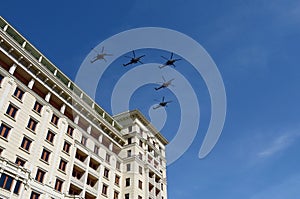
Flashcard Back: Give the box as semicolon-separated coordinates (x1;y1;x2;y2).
138;180;143;189
126;163;131;171
81;136;87;146
115;175;120;185
128;137;132;144
0;173;13;191
30;191;40;199
6;104;18;118
67;125;74;137
114;191;119;199
116;161;120;170
105;153;110;163
127;150;132;157
15;157;26;166
20;137;32;151
54;178;63;192
41;149;50;162
139;166;143;175
139;140;143;147
125;178;130;187
102;184;108;195
0;148;3;155
0;74;3;84
139;152;143;160
138;196;142;199
14;87;24;100
63;141;71;154
161;183;164;190
94;145;99;154
27;118;38;131
59;159;67;172
128;126;132;132
46;130;55;143
35;169;45;183
0;123;11;138
13;180;21;194
125;193;129;199
51;114;59;126
33;101;42;113
103;168;109;178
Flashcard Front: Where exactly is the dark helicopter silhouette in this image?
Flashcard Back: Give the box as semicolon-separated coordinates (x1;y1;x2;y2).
90;46;113;63
159;52;181;69
155;76;175;90
123;50;145;66
153;97;172;109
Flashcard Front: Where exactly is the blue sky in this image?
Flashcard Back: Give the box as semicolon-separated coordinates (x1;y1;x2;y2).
2;0;300;198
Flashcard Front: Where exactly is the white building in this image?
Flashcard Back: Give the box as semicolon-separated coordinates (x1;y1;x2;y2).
0;16;168;199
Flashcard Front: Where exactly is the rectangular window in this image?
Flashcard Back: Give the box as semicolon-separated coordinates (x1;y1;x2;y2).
139;140;143;147
139;180;143;189
128;137;132;144
102;184;108;195
41;149;50;162
116;161;120;170
115;175;120;185
33;101;42;113
139;166;143;175
0;173;13;191
51;114;59;126
54;178;63;192
94;145;99;154
30;191;40;199
0;74;3;84
126;163;131;171
46;130;55;143
127;150;132;157
103;168;109;178
128;126;132;132
125;193;129;199
59;159;67;172
105;153;110;163
138;196;142;199
139;152;143;160
15;157;26;166
0;123;11;138
6;104;18;118
63;141;71;154
125;178;130;187
27;118;38;131
20;137;32;151
81;136;87;146
14;87;24;100
114;191;119;199
35;169;45;183
0;148;3;155
67;125;74;137
13;180;21;194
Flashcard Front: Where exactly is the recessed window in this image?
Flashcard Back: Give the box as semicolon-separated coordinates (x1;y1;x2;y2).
105;153;110;163
125;193;129;199
33;101;42;113
0;173;13;191
0;148;3;155
20;137;32;151
6;104;18;118
116;161;120;170
138;196;142;199
14;87;24;100
128;126;132;132
0;74;3;84
46;130;55;143
138;180;143;189
139;152;143;160
114;191;119;199
103;168;109;178
126;163;131;171
63;141;71;154
115;175;120;185
51;114;59;126
27;118;38;131
139;140;143;147
139;166;143;175
125;178;130;187
54;178;63;192
59;159;67;172
67;125;74;137
128;137;132;144
41;149;50;162
94;145;99;154
13;180;21;195
127;150;132;157
35;169;45;183
0;123;11;138
81;136;87;146
30;191;40;199
15;157;26;166
102;184;108;195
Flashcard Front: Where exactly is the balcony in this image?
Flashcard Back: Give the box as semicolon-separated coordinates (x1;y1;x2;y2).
71;165;85;187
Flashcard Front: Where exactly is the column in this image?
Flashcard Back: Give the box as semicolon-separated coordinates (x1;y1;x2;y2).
9;64;17;75
28;79;35;89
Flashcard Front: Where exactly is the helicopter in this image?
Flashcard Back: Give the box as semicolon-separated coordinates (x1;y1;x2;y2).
155;76;175;90
153;97;172;109
123;50;145;66
90;46;113;63
159;52;181;69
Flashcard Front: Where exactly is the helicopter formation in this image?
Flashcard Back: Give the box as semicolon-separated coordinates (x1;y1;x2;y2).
90;48;181;109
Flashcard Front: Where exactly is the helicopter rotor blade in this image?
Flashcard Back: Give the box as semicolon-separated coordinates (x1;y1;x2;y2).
132;50;136;58
101;46;104;53
161;56;168;60
170;52;174;59
162;96;165;102
124;56;132;59
162;76;166;82
174;58;181;61
138;61;144;64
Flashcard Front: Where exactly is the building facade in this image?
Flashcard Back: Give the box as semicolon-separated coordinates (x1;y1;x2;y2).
0;17;168;199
